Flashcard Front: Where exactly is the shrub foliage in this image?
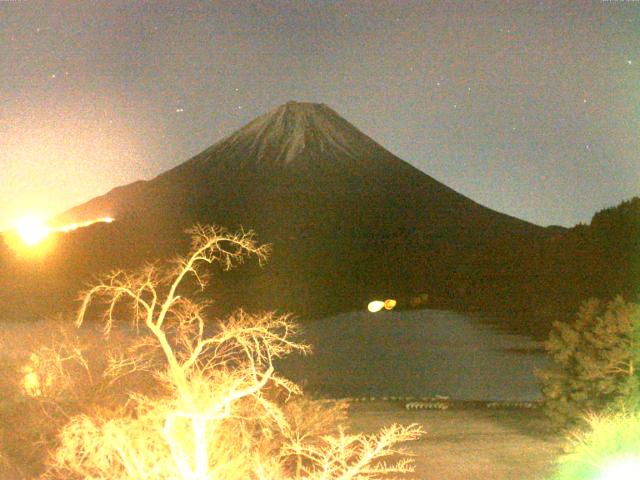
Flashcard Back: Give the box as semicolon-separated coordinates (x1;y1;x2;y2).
538;296;640;427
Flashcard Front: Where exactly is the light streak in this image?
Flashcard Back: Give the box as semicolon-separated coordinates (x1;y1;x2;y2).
55;217;114;233
13;216;115;247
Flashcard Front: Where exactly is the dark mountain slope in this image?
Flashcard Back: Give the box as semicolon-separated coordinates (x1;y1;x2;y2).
3;102;559;321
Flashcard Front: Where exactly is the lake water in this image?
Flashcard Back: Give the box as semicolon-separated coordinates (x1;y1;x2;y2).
277;309;549;401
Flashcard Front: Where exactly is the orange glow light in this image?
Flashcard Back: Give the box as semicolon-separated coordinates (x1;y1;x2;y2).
9;215;115;250
384;299;397;310
15;216;50;246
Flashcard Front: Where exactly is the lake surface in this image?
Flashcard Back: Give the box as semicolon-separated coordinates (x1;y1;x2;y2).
277;309;549;401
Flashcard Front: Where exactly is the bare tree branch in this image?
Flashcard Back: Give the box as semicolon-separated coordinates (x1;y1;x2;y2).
46;225;421;480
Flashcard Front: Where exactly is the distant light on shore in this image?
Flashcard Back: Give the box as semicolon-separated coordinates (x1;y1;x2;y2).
384;299;397;310
367;301;385;313
368;299;397;313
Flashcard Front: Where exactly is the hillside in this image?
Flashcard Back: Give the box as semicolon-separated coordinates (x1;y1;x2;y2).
2;102;560;322
511;197;640;331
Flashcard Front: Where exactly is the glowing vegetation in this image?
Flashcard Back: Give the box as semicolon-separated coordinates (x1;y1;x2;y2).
41;225;422;479
552;412;640;480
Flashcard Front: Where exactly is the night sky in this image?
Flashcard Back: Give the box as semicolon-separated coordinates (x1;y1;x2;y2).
1;1;638;231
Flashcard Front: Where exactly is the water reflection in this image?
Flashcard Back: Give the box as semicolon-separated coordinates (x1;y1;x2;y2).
277;309;548;401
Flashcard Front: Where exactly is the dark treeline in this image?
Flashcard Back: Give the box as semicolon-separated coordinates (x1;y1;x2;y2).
464;197;640;337
1;197;638;339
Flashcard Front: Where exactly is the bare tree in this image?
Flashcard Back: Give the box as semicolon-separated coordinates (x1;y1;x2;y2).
45;225;422;480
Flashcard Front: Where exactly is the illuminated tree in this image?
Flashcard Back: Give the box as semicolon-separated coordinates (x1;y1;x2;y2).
45;225;422;480
552;411;640;480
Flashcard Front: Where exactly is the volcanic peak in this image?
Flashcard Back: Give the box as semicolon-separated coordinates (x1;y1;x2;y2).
218;101;376;166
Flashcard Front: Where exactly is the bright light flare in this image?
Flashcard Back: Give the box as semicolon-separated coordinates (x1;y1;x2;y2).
368;300;385;313
598;457;640;480
7;215;115;252
15;216;50;246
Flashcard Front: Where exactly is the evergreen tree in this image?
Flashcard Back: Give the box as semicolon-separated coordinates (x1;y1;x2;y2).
538;296;640;427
